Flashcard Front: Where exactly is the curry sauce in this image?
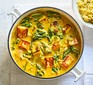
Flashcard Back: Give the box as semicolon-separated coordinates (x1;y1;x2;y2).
10;10;81;78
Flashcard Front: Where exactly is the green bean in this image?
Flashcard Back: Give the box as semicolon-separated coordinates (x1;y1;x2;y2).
52;67;58;73
63;48;71;59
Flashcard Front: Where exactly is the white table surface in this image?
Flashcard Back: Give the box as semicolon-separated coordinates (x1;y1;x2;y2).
0;0;93;85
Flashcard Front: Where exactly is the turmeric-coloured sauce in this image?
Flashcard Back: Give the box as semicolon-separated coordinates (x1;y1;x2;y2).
10;10;81;78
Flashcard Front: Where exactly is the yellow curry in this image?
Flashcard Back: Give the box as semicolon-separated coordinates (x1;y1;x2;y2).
10;10;81;78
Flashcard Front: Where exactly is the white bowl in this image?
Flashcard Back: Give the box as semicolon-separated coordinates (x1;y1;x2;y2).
72;0;93;28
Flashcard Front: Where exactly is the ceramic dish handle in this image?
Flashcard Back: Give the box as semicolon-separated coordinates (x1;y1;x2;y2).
70;67;86;82
7;9;21;19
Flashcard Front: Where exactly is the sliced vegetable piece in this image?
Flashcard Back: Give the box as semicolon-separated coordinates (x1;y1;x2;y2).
52;67;58;73
31;13;42;21
40;42;51;54
35;64;44;77
47;11;54;18
63;46;80;59
62;55;73;69
22;51;32;59
21;17;32;28
57;33;63;39
36;64;41;70
35;71;43;77
45;57;54;68
18;40;30;50
71;46;80;56
53;54;60;62
62;24;71;34
48;28;54;38
63;47;71;59
32;29;48;41
36;22;44;29
37;29;45;35
47;11;61;18
17;26;28;38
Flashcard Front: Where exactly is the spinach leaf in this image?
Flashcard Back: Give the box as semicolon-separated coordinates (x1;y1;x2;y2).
47;11;61;18
37;29;45;35
21;17;32;28
36;22;44;29
32;29;48;41
57;33;63;39
48;28;53;38
32;13;42;21
47;11;54;18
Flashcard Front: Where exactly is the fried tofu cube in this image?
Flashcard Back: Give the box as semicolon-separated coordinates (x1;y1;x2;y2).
69;38;78;46
62;24;71;33
52;41;60;51
62;55;73;69
17;26;28;38
45;57;54;68
18;40;30;50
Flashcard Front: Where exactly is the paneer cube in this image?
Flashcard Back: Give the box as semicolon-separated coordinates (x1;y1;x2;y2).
62;24;71;33
52;41;60;51
62;55;73;69
18;40;30;50
17;26;28;38
69;38;78;46
45;57;54;68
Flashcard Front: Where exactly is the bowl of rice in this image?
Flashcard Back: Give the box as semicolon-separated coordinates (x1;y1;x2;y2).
72;0;93;28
